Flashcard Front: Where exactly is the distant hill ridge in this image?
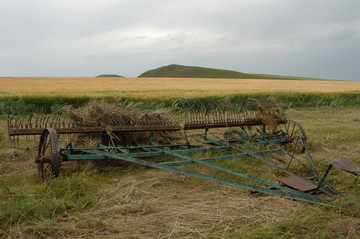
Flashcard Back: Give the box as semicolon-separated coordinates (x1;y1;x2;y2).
97;74;123;77
138;64;329;81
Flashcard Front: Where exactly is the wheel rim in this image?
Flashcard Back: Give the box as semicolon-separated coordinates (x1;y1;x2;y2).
277;120;307;154
35;128;61;183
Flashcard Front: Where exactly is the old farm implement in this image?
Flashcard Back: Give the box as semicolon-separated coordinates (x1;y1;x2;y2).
7;99;360;206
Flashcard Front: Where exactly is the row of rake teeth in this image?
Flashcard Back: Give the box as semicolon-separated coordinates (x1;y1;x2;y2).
8;112;260;130
175;98;259;126
184;110;258;125
7;114;180;130
7;98;285;130
173;97;286;126
7;115;75;130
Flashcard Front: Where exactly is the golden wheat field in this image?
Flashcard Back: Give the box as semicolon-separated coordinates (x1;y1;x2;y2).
1;77;360;98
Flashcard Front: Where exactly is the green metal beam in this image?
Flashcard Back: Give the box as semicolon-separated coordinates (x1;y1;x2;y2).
203;136;339;195
81;149;331;206
159;148;324;200
62;145;230;161
160;149;282;166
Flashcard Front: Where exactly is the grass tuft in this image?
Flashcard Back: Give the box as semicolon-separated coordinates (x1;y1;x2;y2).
0;170;97;230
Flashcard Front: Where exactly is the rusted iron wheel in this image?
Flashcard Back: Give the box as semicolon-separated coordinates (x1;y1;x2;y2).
277;120;307;154
35;128;61;183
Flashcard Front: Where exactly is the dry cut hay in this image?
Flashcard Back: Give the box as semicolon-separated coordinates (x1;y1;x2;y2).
70;100;139;127
251;97;287;133
256;106;279;132
69;100;182;148
52;170;302;239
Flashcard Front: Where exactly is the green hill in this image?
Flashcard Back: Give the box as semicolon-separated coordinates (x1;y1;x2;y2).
97;74;123;77
138;64;329;80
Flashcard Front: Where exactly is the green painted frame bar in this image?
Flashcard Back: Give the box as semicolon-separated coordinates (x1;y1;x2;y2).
62;145;231;161
204;137;291;170
160;149;282;166
159;148;323;200
64;148;281;165
80;149;331;205
203;136;340;195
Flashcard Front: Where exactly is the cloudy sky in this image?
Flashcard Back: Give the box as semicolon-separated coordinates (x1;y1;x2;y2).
1;0;360;80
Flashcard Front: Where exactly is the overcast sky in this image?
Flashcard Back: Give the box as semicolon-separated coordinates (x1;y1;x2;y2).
1;0;360;80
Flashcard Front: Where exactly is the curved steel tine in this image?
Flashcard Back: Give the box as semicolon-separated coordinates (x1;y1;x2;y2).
56;116;61;128
44;115;48;127
37;115;42;128
52;116;56;128
62;117;66;128
53;115;58;127
46;115;51;128
49;115;53;128
39;115;44;128
34;115;38;128
37;114;42;128
41;115;46;128
29;113;34;128
54;115;58;128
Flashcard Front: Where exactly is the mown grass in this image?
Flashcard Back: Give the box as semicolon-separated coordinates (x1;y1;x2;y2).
1;104;359;238
223;201;359;239
0;166;98;231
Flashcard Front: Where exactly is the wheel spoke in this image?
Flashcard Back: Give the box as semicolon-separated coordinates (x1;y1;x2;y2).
290;122;296;136
291;128;301;137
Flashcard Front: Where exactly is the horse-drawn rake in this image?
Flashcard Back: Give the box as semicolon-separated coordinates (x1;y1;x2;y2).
7;98;360;206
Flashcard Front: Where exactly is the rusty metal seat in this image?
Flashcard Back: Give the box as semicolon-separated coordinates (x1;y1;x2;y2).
327;159;360;175
278;176;318;192
279;159;360;195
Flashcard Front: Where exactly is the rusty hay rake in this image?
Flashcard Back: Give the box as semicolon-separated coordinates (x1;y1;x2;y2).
7;98;360;206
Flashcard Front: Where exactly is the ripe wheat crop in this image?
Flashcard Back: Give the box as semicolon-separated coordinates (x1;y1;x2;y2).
1;77;360;98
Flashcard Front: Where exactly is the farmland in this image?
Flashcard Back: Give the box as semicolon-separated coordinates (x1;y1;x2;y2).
1;77;360;98
0;77;360;238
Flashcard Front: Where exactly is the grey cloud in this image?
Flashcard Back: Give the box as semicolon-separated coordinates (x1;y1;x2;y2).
0;0;359;80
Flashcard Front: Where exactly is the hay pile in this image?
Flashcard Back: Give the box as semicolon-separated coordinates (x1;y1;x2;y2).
70;100;139;127
252;98;286;133
256;106;280;132
69;100;182;147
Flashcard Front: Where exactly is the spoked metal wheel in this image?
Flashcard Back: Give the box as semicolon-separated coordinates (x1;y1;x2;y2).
276;120;307;154
35;128;61;183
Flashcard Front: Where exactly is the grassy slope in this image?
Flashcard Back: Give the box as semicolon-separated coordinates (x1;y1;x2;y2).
139;64;331;80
